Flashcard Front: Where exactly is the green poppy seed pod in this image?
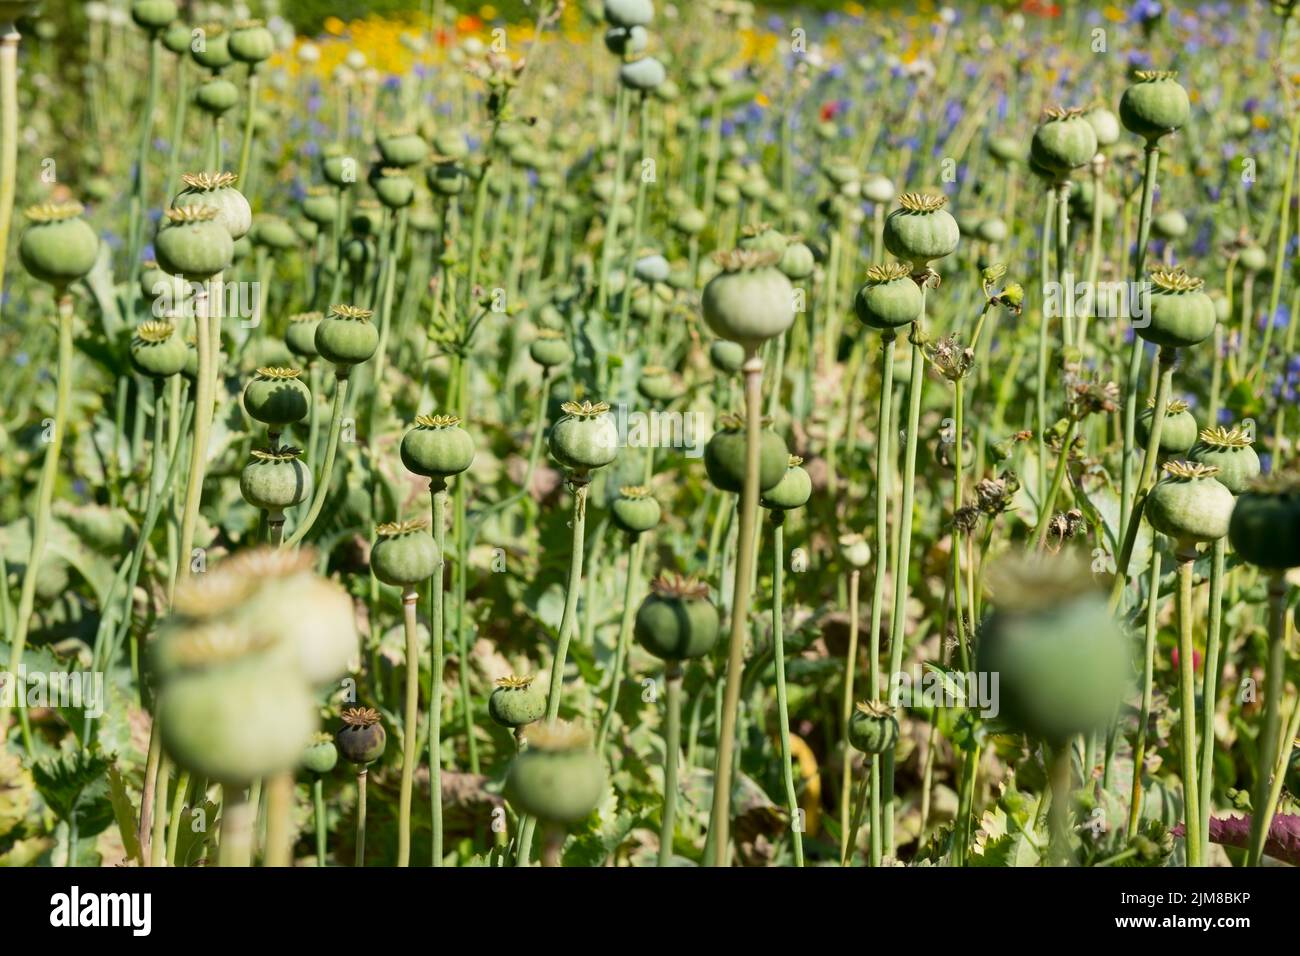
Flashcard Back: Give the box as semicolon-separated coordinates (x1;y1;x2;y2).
619;55;666;92
130;320;188;378
1152;209;1188;240
249;215;296;251
1139;268;1216;348
1227;473;1300;568
861;173;896;206
1226;115;1252;139
370;167;414;209
1137;399;1198;453
704;413;789;493
715;181;741;208
1120;70;1190;141
131;0;177;31
737;224;786;257
321;150;358;189
974;551;1130;743
240;445;313;513
709;339;746;374
530;329;573;369
1145;461;1234;544
19;202;100;285
301;188;339;225
140;264;184;312
549;399;619;473
173;170;251;240
370;518;440;588
505;721;606;824
1030;107;1098;177
672;206;706;236
228;20;275;64
611;485;661;534
702;248;795;352
316;304;379;367
1070;179;1117;220
1188;426;1260;495
987;136;1024;165
761;456;812;511
489;675;547;729
604;25;647;56
302;733;338;775
335;707;386;765
634;253;671;284
855;261;923;330
231;234;253;264
976;217;1008;244
285;312;322;359
401;414;476;479
191;24;233;71
884;192;959;268
428;160;468;196
350;201;384;236
157;624;317;785
839;533;872;568
194;76;240;116
847;701;899;754
604;0;654;28
432;128;470;161
60;504;136;553
162;22;191;54
1084;106;1121;148
182;340;199;380
376;130;428;168
154;205;233;279
634;575;720;661
779;241;815;280
242;366;310;426
1238;244;1268;274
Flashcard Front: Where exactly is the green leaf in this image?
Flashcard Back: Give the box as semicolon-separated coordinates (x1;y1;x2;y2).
106;763;143;865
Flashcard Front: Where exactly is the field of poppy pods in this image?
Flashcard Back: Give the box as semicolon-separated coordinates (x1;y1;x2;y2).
0;0;1298;874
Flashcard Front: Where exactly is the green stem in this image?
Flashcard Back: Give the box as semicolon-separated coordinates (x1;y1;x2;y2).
2;292;73;734
237;67;259;188
1247;573;1288;866
354;769;368;867
658;663;683;866
1127;541;1162;837
313;776;327;866
883;317;927;858
1175;549;1201;866
706;354;765;866
397;588;420;866
1198;537;1226;860
1119;144;1161;545
428;481;448;866
769;513;803;866
1034;418;1078;549
0;25;20;314
867;331;895;865
217;786;253;868
838;568;861;862
285;371;350;547
597;533;646;753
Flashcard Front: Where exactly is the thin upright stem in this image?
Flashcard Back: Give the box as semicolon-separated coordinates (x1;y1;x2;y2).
769;513;804;866
707;354;764;866
658;663;683;866
1247;573;1289;866
397;588;420;866
1175;549;1201;866
428;481;448;866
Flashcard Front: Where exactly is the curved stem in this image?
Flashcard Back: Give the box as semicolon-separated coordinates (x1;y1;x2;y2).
518;473;592;866
285;371;350;547
597;533;646;753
